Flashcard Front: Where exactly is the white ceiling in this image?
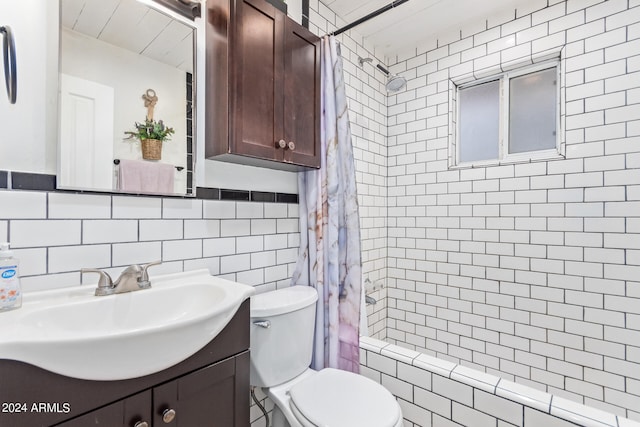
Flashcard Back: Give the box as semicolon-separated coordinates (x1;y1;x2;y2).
325;0;538;59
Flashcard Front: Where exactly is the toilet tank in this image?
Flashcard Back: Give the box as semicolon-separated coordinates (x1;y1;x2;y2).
249;286;318;387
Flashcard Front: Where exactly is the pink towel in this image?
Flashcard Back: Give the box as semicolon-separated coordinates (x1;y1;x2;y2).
117;159;175;194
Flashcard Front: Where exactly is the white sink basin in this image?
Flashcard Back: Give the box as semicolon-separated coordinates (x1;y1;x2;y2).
0;269;255;381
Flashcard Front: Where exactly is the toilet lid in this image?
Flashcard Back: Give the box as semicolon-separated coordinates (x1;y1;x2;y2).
288;368;401;427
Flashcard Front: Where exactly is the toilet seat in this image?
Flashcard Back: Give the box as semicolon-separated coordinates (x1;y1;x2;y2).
288;368;402;427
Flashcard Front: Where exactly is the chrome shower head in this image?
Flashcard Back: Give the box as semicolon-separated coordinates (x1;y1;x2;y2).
386;74;407;93
358;57;407;93
375;63;406;93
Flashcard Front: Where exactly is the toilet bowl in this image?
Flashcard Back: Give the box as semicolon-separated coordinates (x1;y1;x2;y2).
250;286;404;427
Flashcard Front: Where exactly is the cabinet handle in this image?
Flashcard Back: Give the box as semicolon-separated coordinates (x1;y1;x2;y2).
287;141;296;151
276;139;286;149
0;25;17;104
134;422;149;427
162;408;177;423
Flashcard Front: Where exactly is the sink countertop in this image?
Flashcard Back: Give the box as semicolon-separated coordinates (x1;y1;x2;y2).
0;269;255;380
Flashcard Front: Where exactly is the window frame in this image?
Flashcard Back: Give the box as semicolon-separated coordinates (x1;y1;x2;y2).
455;60;562;168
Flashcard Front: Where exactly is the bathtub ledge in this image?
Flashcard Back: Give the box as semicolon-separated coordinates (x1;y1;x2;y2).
451;364;500;394
361;337;640;427
413;352;457;378
551;396;618;427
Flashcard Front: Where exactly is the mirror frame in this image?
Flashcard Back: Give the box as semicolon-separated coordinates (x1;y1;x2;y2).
153;0;201;20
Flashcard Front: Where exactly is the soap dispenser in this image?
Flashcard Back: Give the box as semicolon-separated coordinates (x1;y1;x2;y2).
0;242;22;311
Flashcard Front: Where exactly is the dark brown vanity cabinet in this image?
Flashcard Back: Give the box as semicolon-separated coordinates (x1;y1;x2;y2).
0;301;250;427
55;354;248;427
206;0;321;170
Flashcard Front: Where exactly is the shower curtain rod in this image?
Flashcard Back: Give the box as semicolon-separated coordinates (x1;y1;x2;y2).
332;0;410;36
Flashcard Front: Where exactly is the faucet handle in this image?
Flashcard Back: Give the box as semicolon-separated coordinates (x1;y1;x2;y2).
139;260;162;288
81;268;114;296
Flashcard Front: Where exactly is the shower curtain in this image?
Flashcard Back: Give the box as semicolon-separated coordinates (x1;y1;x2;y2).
291;35;363;373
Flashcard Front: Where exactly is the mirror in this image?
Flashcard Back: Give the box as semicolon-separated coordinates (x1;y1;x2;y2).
57;0;196;196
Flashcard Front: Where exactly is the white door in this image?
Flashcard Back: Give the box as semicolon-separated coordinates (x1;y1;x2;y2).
59;73;114;191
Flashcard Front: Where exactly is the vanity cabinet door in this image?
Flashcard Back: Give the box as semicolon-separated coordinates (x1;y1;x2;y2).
54;390;151;427
229;0;285;163
152;351;250;427
282;18;321;168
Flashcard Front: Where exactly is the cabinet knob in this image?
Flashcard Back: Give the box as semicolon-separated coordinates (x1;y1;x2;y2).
162;408;176;423
287;141;296;151
134;422;149;427
276;139;286;149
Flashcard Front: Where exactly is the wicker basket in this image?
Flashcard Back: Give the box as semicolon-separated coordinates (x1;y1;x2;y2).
141;139;162;160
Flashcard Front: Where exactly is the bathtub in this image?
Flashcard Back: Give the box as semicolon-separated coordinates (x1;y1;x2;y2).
359;336;640;427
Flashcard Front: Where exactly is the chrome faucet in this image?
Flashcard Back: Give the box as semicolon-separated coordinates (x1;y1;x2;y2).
81;261;161;296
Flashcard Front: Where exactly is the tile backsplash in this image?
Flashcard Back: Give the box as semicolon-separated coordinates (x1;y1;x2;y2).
0;190;300;294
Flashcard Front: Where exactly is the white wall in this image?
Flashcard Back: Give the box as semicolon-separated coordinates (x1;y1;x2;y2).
285;0;303;25
385;0;640;420
0;0;58;174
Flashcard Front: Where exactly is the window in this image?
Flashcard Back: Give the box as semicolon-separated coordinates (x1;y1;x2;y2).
456;62;559;165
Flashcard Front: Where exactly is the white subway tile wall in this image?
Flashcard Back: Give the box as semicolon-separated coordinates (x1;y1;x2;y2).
385;0;640;420
1;193;301;296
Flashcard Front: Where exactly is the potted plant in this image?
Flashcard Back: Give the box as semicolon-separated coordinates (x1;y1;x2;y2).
125;118;175;160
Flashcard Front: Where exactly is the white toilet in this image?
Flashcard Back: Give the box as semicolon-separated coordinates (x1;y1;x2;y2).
250;285;404;427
